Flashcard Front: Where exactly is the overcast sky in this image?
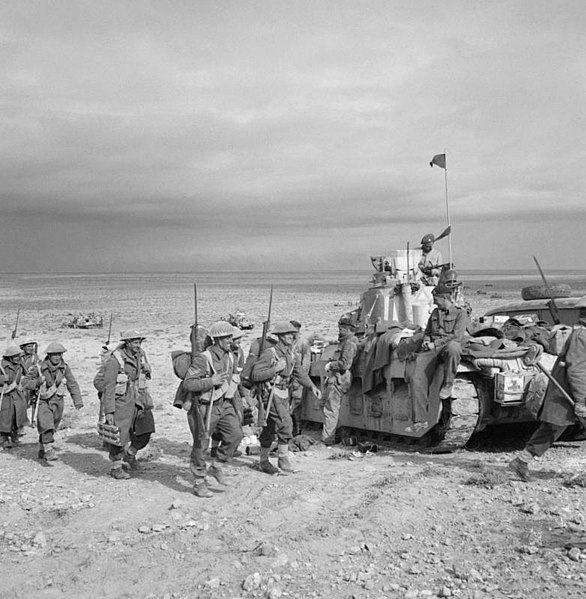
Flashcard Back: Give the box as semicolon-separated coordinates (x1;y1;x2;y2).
1;1;584;273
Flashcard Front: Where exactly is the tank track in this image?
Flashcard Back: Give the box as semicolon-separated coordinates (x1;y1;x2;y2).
428;375;480;453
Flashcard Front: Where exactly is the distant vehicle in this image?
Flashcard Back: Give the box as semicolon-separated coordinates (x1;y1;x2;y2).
301;251;561;452
482;294;586;328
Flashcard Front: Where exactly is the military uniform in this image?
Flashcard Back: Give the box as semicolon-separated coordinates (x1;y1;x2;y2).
101;332;155;478
0;347;27;449
290;331;311;436
417;233;443;286
322;323;359;445
510;319;586;481
251;321;319;474
22;343;83;460
182;321;242;497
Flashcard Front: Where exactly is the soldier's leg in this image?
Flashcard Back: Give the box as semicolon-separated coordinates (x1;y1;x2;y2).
215;401;242;462
187;403;208;479
321;384;342;445
37;401;58;461
108;442;130;479
509;421;568;481
272;397;295;472
524;421;568;458
259;405;279;475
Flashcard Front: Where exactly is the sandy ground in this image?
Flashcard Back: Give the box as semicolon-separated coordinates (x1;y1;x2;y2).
1;280;585;599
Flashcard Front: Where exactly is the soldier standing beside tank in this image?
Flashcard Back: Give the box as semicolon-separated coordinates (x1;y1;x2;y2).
101;331;155;479
417;233;443;286
321;316;359;446
251;321;322;474
22;342;83;461
182;321;242;498
509;310;586;482
0;346;27;449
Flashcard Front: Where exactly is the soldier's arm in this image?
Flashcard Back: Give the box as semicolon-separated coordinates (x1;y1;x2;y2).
329;340;358;374
101;356;120;415
182;355;213;393
451;309;470;343
565;329;586;404
63;364;83;408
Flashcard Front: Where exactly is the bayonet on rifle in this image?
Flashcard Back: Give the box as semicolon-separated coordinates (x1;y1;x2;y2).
533;256;561;325
11;308;20;340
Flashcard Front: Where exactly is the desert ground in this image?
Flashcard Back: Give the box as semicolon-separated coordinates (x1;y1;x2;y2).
0;276;585;599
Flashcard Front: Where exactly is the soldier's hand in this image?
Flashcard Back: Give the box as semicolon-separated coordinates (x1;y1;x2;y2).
274;358;287;373
105;414;114;425
312;386;322;401
182;399;193;412
421;341;435;352
575;402;586;420
211;373;227;387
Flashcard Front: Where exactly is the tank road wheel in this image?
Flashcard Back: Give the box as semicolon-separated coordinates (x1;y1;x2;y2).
428;376;480;453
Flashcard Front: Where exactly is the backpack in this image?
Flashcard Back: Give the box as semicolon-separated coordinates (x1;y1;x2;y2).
93;347;124;393
171;350;192;380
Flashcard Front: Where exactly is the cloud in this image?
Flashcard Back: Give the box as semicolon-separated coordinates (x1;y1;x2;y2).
0;1;585;272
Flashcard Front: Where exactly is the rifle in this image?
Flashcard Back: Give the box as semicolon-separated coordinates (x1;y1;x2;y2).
31;387;42;428
258;286;274;428
190;283;198;358
105;312;113;346
11;308;20;340
533;256;561;325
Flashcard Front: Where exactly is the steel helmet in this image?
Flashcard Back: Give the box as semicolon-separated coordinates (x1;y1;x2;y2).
272;321;298;335
208;321;234;338
45;342;67;354
421;233;435;245
120;330;146;341
338;315;357;330
3;345;23;358
231;328;243;340
19;338;36;347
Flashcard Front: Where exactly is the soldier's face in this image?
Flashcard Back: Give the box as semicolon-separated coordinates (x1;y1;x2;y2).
22;344;35;355
422;243;433;252
280;333;295;346
215;336;233;351
8;355;21;364
126;339;142;354
48;353;62;365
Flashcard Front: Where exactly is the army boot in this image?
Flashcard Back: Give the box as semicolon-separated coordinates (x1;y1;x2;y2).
43;444;58;461
123;447;139;471
193;479;213;498
110;464;131;480
277;444;296;473
208;462;228;486
259;447;279;475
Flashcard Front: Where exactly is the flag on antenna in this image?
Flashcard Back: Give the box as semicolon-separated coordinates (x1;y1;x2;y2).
429;154;446;169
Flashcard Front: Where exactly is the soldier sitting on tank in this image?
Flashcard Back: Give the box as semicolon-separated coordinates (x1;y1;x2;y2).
406;284;469;430
421;284;469;400
417;233;443;286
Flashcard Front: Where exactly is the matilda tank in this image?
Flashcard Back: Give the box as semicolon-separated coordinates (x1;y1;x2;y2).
301;249;554;452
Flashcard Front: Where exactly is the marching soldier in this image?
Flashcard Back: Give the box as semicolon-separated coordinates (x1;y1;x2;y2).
290;320;312;437
0;346;27;449
251;321;321;475
183;321;242;498
22;342;83;461
19;338;39;431
101;331;155;479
